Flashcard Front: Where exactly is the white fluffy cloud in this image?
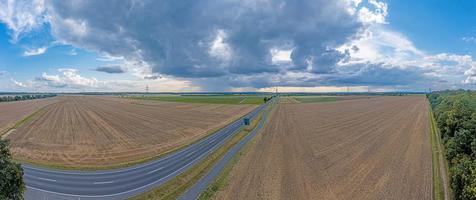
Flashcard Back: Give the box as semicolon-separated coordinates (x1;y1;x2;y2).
36;68;97;88
23;46;47;56
0;0;47;41
32;68;196;92
10;78;26;87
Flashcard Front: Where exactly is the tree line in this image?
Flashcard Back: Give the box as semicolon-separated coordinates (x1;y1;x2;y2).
428;90;476;200
0;94;57;102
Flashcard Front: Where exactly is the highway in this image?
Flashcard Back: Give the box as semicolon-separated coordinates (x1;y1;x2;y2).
23;101;270;200
180;100;271;199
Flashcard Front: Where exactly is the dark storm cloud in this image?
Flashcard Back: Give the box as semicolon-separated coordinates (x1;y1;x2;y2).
94;65;125;74
46;0;363;79
8;0;437;90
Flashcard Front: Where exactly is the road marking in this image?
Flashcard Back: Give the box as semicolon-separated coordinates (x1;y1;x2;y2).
93;181;114;185
146;167;164;175
186;151;196;157
21;104;267;176
208;139;216;144
37;177;57;182
24;103;270;198
25;125;240;198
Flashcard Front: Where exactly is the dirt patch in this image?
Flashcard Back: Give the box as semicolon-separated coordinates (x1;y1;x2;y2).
0;98;57;135
216;96;431;200
7;96;255;168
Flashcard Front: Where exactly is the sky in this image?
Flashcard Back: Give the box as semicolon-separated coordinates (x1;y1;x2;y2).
0;0;475;93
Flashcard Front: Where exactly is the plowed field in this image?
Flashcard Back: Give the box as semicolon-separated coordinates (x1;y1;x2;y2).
217;96;431;200
0;98;57;135
7;96;255;168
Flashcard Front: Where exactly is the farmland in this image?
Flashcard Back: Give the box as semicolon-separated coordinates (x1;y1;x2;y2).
0;98;57;135
292;95;371;103
6;96;255;169
130;95;266;104
216;96;431;200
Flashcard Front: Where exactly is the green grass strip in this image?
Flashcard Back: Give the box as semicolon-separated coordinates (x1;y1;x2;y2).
429;106;452;200
429;107;444;200
129;96;264;105
1;107;45;137
129;112;264;200
197;103;273;200
13;107;252;171
294;96;342;103
198;102;274;200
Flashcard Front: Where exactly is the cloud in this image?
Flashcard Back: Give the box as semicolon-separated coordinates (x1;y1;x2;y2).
10;79;26;87
42;0;376;79
31;68;195;92
2;0;475;91
94;65;125;74
23;46;47;56
67;48;77;56
96;54;124;62
462;37;476;43
0;0;47;42
337;25;476;90
144;75;161;80
357;0;388;24
35;68;98;88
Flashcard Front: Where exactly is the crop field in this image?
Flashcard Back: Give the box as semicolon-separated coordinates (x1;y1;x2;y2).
131;95;266;104
0;98;57;135
217;96;431;200
6;96;255;168
292;95;371;103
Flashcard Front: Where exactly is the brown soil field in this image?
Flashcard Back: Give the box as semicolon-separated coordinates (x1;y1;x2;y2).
7;96;255;168
0;98;57;135
217;96;431;200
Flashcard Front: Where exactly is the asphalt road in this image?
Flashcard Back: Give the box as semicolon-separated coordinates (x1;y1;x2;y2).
180;100;271;200
23;101;270;200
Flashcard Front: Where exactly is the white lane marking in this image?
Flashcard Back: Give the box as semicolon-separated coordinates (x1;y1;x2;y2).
24;104;269;198
208;138;216;144
25;123;240;198
93;181;114;185
21;105;265;176
146;167;164;175
37;177;57;182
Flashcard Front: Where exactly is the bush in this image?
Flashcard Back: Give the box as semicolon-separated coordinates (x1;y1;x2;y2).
0;139;25;200
451;156;476;200
429;91;476;199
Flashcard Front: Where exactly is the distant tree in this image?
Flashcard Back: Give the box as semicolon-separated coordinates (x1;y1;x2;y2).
0;139;25;200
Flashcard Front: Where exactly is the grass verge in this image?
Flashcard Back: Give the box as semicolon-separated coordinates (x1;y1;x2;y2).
429;106;451;200
1;107;46;137
197;111;268;200
129;111;264;200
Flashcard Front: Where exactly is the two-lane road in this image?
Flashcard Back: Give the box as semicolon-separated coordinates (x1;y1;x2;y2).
23;101;270;200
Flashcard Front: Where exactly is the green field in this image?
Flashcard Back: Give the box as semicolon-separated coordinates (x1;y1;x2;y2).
293;96;342;103
130;95;265;104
